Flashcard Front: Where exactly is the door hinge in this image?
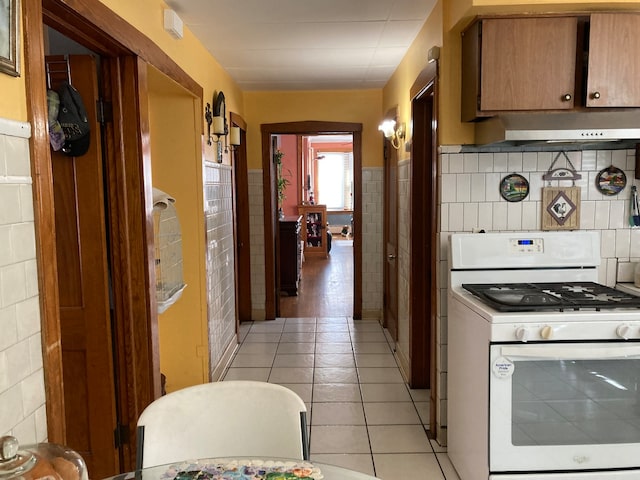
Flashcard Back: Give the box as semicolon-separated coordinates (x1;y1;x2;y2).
97;99;113;125
114;423;129;448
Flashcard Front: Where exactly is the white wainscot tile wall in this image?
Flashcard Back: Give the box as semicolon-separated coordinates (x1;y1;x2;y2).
0;118;47;444
204;163;237;378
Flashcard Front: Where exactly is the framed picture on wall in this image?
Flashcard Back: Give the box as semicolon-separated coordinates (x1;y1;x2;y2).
0;0;19;77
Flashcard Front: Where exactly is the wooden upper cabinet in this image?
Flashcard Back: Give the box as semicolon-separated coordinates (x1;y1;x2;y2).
462;17;578;121
586;13;640;107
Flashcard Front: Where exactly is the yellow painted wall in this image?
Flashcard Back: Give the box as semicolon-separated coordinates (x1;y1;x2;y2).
148;67;208;392
0;14;26;121
99;0;243;165
383;1;450;155
243;89;383;168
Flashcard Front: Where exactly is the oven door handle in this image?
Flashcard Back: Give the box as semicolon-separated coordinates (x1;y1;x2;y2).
500;344;640;360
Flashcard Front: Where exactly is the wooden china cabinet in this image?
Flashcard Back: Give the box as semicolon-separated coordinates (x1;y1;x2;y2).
298;204;328;258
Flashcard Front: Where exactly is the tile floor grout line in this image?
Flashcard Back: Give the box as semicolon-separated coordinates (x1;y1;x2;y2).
348;321;377;477
227;318;451;479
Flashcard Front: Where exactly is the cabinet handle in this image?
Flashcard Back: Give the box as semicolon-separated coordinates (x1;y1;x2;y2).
591;91;601;100
562;93;572;102
388;254;396;260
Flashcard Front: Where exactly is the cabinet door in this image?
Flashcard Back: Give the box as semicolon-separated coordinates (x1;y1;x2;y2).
480;17;578;111
587;13;640;107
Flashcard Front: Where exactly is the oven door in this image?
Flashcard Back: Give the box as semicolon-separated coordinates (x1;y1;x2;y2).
490;342;640;473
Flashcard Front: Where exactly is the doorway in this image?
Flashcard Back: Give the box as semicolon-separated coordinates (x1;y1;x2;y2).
260;121;363;320
409;62;439;431
277;133;355;317
25;0;204;475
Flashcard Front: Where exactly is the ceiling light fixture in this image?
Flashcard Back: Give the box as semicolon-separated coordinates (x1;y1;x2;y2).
378;119;405;150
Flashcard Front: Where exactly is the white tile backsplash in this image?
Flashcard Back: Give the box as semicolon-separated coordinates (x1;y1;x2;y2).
440;147;639;281
0;119;45;443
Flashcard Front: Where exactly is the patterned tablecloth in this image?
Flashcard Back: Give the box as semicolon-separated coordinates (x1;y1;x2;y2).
159;459;323;480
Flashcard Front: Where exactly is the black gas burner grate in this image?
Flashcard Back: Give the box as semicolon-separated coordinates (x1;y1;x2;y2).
462;282;640;312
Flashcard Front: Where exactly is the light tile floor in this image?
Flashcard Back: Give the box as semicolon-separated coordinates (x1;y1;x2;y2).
222;316;460;480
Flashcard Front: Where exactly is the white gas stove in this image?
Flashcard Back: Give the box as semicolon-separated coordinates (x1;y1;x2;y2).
447;231;640;480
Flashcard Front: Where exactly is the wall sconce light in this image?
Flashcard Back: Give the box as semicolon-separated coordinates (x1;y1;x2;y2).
229;126;241;150
205;91;241;161
378;119;405;150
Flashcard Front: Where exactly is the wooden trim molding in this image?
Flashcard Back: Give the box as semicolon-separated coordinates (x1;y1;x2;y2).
229;112;251;323
42;0;202;100
23;0;66;444
230;111;247;131
410;63;439;431
410;61;438;100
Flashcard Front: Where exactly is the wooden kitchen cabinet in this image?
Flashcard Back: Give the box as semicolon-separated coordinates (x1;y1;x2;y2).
279;215;302;295
298;204;328;258
462;14;640;121
462;16;579;121
586;13;640;108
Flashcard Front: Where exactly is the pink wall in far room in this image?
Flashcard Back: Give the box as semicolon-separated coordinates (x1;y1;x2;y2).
280;134;299;216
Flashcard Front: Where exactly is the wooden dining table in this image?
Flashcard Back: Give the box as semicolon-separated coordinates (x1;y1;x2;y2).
103;457;381;480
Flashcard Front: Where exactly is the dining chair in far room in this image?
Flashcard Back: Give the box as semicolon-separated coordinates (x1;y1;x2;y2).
135;380;309;469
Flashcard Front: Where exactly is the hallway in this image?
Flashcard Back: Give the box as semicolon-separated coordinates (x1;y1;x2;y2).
223;316;459;479
280;237;354;317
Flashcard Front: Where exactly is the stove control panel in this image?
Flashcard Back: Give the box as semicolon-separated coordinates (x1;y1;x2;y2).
503;322;640;342
509;238;544;253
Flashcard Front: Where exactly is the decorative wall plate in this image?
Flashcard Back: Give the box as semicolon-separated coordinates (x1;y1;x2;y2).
596;166;626;196
500;174;529;202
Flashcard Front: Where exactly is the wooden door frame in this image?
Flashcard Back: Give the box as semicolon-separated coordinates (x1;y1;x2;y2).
409;62;438;429
24;0;202;469
230;112;251;324
382;107;398;341
261;121;363;320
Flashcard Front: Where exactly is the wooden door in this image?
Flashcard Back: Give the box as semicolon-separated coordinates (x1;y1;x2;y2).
587;13;640;107
479;17;577;112
383;135;398;340
47;54;119;478
230;115;251;323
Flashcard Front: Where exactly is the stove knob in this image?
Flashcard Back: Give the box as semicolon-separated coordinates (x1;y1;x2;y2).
515;327;530;342
616;324;631;340
540;325;554;340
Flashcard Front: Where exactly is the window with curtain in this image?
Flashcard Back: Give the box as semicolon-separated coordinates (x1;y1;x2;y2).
317;152;353;210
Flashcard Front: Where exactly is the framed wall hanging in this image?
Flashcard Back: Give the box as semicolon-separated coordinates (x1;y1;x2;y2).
542;187;581;230
0;0;20;77
541;152;581;231
500;173;529;202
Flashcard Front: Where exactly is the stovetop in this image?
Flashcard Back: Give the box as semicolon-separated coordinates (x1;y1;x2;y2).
462;282;640;312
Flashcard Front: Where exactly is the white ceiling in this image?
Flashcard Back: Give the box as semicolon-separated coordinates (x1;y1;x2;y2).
165;0;437;91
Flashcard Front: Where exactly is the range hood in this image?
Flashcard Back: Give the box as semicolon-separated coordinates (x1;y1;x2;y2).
474;110;640;146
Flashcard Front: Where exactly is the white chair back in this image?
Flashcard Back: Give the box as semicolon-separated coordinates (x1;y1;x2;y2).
136;381;308;468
